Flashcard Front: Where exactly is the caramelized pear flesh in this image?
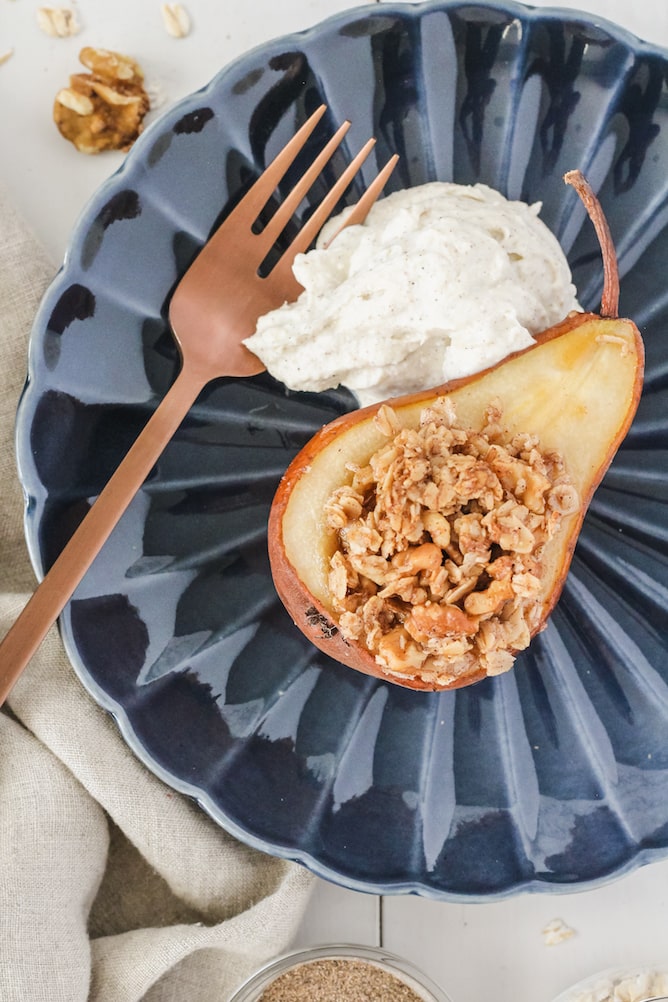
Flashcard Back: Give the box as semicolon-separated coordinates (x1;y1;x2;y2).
268;313;644;690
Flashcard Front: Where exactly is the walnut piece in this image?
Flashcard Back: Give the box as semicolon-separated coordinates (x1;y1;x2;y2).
53;47;150;154
324;396;579;687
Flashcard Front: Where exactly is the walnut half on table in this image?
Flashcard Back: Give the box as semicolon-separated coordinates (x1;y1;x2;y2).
53;47;150;154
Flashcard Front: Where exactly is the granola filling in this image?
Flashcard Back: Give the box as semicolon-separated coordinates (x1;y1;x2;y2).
324;397;580;686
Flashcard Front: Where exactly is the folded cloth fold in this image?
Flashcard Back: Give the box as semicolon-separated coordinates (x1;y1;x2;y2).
0;183;314;1002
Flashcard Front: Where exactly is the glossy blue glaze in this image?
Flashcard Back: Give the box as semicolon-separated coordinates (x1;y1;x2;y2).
17;0;668;898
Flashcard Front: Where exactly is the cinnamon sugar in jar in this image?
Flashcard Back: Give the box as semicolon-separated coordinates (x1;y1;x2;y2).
229;945;453;1002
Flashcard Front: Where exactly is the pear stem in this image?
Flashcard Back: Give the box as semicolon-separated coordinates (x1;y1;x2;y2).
563;169;620;320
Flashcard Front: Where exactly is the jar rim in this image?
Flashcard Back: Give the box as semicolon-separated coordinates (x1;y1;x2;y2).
228;942;454;1002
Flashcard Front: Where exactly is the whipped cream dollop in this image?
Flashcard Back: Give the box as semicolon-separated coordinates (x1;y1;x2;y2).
244;181;581;406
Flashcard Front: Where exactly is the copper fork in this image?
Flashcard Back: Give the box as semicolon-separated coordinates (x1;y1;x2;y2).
0;104;398;704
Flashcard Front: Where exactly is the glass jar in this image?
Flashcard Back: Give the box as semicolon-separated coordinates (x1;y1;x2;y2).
228;943;453;1001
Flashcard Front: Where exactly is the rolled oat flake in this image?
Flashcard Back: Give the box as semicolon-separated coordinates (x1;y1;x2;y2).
257;957;430;1000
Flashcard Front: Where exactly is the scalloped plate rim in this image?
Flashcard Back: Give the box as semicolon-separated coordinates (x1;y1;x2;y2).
16;0;668;899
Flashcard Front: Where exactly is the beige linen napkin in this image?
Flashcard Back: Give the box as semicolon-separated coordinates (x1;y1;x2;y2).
0;184;314;1001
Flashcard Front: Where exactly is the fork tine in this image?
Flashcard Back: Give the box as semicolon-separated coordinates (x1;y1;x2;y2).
274;137;377;267
234;104;328;221
321;153;399;248
254;119;352;255
268;145;397;297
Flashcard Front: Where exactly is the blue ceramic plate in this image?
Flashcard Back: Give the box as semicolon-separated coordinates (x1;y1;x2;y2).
17;0;668;899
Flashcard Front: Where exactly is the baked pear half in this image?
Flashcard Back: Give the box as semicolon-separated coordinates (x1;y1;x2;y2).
267;173;645;691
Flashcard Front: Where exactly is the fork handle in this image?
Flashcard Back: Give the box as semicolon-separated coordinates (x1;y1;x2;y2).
0;364;205;706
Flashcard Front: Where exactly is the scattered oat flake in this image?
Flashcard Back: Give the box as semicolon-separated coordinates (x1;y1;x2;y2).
542;917;576;945
161;3;191;38
0;49;13;66
145;78;167;111
36;6;80;37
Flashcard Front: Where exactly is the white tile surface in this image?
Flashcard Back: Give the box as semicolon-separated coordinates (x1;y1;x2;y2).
4;2;668;1000
294;878;381;948
295;856;668;1002
382;857;668;1002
